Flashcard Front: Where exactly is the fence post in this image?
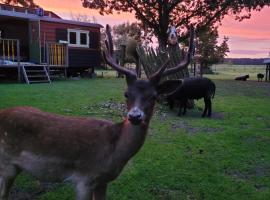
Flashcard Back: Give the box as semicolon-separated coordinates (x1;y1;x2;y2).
17;40;21;82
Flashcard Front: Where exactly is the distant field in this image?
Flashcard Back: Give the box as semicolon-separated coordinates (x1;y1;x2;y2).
203;64;266;81
96;64;267;81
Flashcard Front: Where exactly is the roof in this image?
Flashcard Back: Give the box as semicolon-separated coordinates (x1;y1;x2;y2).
263;58;270;64
0;4;103;28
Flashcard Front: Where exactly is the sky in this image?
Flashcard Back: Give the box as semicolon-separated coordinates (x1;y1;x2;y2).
35;0;270;58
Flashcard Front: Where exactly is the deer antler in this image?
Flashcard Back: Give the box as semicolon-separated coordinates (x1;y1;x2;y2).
150;58;170;85
162;26;195;77
103;25;137;82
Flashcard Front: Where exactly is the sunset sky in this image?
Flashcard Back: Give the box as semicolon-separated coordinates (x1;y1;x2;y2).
36;0;270;58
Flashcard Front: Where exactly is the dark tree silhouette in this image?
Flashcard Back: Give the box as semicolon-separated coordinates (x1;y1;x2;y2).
1;0;36;7
82;0;270;48
196;26;229;71
112;22;141;49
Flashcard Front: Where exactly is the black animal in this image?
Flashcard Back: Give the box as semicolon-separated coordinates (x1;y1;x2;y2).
235;74;249;81
160;77;216;117
257;73;264;82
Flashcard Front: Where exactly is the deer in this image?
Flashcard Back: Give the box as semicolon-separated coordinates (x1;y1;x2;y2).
0;24;194;200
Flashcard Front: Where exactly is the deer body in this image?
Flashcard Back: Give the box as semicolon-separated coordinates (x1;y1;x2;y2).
0;106;150;199
0;24;194;200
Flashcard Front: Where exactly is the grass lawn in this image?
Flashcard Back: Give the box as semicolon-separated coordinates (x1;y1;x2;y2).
206;64;266;81
0;75;270;199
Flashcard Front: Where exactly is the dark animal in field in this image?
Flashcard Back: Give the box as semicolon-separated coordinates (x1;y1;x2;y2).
160;77;216;117
235;74;249;81
257;73;264;82
0;25;194;200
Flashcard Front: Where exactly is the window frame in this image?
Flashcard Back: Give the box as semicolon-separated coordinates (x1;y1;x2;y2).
67;29;89;48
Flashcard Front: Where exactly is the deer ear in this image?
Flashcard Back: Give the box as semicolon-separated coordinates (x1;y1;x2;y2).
157;79;182;95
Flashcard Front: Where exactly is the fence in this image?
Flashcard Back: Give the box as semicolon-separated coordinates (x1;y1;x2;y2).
136;45;189;80
46;43;68;67
0;39;20;64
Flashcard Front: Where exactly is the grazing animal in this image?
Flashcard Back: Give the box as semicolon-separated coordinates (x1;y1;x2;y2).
235;74;249;81
257;73;264;82
162;77;216;117
0;25;194;200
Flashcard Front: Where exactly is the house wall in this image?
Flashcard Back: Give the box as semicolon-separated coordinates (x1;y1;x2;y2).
40;21;101;68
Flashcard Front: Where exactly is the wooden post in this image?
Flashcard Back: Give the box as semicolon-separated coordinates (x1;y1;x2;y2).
118;45;126;78
65;44;68;78
200;63;203;77
269;65;270;82
266;64;270;82
266;65;267;82
193;62;196;77
17;40;21;83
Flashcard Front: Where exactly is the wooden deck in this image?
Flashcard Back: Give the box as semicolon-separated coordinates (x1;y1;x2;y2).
0;39;68;83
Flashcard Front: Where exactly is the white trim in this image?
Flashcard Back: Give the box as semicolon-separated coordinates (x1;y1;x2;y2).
67;29;89;48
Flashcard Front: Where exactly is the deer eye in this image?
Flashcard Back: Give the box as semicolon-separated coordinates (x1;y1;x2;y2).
151;92;158;100
124;91;129;98
152;94;157;100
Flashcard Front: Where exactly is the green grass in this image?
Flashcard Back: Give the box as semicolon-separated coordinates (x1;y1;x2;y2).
1;75;270;200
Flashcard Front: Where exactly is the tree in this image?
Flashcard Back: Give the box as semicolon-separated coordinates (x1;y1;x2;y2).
112;22;142;76
70;12;98;23
195;26;229;74
112;22;141;49
82;0;270;48
1;0;36;7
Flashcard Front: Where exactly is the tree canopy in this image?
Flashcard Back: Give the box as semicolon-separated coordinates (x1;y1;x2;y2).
112;22;141;49
1;0;36;7
82;0;270;48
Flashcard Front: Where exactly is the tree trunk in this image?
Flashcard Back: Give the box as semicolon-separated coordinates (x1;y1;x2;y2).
200;62;203;77
157;34;168;51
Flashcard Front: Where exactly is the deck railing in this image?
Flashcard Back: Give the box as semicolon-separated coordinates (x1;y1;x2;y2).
46;42;68;67
0;39;20;64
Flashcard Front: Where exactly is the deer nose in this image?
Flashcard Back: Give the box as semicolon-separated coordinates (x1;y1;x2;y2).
127;107;144;125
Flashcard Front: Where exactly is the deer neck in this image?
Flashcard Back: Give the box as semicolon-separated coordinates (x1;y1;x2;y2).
111;118;150;166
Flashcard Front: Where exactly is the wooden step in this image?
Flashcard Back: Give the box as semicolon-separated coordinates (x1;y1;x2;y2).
27;75;48;78
25;70;46;73
21;65;51;84
29;80;50;83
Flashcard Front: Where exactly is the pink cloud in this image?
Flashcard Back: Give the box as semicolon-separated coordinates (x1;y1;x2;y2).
219;7;270;58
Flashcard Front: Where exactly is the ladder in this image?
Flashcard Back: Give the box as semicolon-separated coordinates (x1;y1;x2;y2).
21;65;51;84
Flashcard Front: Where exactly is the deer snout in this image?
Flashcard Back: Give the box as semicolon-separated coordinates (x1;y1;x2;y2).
169;33;177;38
127;107;144;125
168;34;178;45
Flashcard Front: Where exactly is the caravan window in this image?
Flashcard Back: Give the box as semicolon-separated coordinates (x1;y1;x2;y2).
80;33;87;45
69;32;77;44
68;29;89;48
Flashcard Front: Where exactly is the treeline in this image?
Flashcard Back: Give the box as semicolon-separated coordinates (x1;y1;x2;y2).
224;58;267;65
